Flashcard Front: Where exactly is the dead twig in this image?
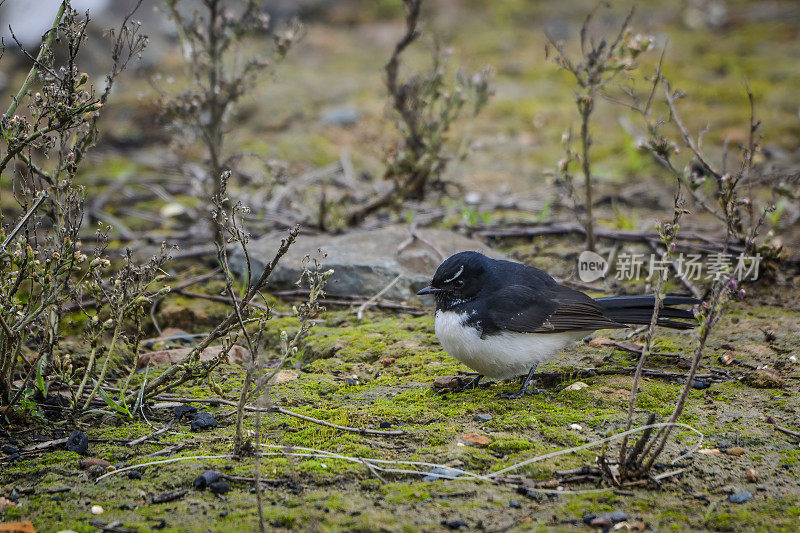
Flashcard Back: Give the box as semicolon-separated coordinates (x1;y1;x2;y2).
128;420;176;446
356;275;402;321
272;289;426;315
151;395;405;436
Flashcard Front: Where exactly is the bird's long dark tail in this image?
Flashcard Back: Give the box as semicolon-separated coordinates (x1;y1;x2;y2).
595;295;700;330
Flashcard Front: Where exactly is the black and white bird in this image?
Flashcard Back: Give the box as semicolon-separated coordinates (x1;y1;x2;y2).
417;251;699;398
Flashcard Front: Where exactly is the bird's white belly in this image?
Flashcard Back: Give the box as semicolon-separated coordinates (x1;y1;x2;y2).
434;310;584;380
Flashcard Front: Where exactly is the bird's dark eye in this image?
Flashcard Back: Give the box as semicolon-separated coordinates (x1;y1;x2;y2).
454;279;464;288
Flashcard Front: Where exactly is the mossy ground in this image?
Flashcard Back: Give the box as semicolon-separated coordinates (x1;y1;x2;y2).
2;0;800;531
2;289;799;531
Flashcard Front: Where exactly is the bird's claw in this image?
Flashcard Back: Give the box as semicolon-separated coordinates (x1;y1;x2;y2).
498;388;547;400
454;377;495;392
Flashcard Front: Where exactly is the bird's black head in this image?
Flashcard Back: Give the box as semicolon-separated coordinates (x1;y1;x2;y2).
417;251;491;310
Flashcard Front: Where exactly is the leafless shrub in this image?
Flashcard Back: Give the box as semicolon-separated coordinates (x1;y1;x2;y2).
127;171;299;405
201;169;324;530
585;11;780;481
0;2;148;415
547;7;651;251
348;0;493;225
159;0;302;245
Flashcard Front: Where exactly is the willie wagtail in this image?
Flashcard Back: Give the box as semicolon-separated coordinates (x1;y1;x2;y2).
417;251;699;399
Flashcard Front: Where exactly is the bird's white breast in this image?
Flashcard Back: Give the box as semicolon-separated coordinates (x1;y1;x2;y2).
434;310;584;380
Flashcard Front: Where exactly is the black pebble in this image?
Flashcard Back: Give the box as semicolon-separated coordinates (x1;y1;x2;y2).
2;444;19;455
379;421;392;429
173;405;198;420
66;430;89;456
583;511;630;525
190;412;218;431
693;380;711;390
193;470;221;489
509;500;522;508
209;481;230;495
442;520;468;530
127;471;143;480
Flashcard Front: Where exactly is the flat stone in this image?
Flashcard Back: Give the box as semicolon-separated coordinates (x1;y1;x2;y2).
136;345;249;371
230;226;504;301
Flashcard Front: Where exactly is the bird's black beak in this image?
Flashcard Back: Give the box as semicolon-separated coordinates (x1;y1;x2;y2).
417;286;441;295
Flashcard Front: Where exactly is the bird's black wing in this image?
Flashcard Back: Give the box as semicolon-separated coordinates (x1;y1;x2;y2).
485;284;626;335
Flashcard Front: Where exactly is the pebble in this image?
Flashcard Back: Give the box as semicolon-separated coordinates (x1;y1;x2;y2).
81;457;111;469
789;355;798;364
209;481;230;495
193;470;221;489
729;491;752;504
90;505;104;515
441;519;468;530
725;446;747;457
509;500;522;508
379;421;392;429
570;424;583;431
583;511;630;527
190;412;218;431
67;430;89;456
422;467;463;482
692;380;710;389
127;471;142;480
2;444;19;455
564;382;589;391
320;105;360;126
172;405;198;420
473;414;493;422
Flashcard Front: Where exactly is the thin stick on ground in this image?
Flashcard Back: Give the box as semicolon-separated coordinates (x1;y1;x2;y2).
151;395;406;436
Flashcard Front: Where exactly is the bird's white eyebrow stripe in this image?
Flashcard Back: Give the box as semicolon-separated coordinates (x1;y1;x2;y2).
444;265;464;283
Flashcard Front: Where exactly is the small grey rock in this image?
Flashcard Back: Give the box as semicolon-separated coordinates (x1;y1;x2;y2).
422;466;463;482
321;105;360;126
473;414;493;422
583;511;630;526
729;491;752;504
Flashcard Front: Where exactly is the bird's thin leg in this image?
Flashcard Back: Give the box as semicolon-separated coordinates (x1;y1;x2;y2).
454;374;494;392
499;364;544;399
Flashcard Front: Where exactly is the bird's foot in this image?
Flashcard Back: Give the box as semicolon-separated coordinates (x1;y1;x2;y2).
497;388;547;400
454;376;495;392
